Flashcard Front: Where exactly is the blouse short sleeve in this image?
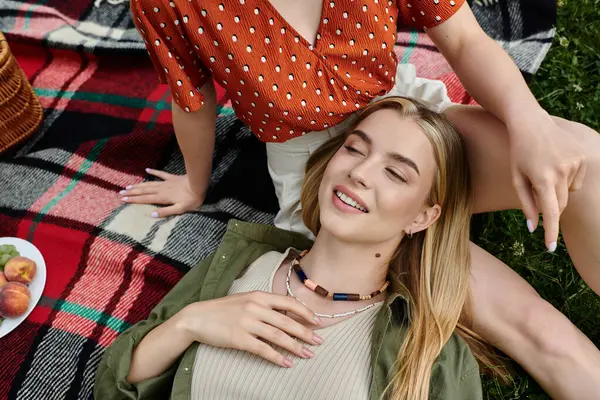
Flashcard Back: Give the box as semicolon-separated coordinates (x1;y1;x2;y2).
397;0;466;30
130;0;209;113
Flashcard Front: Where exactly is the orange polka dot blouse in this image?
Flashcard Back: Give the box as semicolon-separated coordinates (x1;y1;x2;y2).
131;0;464;142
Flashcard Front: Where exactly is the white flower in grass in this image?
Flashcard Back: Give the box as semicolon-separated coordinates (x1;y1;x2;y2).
559;36;570;47
576;102;584;110
511;241;525;257
573;84;583;92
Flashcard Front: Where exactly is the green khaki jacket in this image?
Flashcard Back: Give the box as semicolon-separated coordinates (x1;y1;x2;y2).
94;220;482;400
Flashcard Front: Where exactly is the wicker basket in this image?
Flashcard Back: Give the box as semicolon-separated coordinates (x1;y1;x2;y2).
0;31;43;153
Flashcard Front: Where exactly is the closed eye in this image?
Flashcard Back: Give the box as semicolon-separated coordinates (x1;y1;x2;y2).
344;145;364;156
386;168;407;183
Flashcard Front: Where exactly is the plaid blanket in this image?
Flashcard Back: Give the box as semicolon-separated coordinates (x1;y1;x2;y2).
0;43;279;400
0;1;555;399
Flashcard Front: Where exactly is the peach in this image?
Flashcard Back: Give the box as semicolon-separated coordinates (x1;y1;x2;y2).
0;282;31;318
0;272;8;288
4;256;37;284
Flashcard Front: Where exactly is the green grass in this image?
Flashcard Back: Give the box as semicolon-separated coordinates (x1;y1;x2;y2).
478;0;600;398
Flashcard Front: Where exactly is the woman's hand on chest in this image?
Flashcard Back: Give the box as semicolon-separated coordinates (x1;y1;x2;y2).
176;291;324;367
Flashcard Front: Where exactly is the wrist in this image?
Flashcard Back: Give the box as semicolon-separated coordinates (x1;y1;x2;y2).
184;174;209;198
171;305;197;346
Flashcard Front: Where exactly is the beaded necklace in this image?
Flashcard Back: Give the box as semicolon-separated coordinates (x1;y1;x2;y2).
285;251;388;319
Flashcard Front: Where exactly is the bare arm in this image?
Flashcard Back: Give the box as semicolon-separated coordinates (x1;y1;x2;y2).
123;80;218;217
126;310;192;384
127;292;322;384
427;4;587;249
172;80;217;201
427;3;542;126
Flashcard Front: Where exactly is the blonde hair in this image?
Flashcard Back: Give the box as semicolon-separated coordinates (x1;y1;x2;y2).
300;97;508;400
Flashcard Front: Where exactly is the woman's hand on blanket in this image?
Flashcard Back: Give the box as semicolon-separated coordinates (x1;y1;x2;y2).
120;169;205;218
507;113;587;251
176;291;324;368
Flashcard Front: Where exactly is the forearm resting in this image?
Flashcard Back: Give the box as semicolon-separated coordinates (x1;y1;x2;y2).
171;80;217;197
127;312;193;385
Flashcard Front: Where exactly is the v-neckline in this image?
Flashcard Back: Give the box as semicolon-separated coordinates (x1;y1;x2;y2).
261;0;327;51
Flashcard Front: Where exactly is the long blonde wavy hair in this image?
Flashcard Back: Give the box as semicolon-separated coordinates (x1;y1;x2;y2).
300;97;508;400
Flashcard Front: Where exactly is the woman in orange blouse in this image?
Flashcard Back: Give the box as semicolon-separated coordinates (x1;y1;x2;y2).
123;0;600;398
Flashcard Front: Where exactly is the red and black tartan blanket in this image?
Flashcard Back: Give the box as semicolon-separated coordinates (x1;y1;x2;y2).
0;1;555;399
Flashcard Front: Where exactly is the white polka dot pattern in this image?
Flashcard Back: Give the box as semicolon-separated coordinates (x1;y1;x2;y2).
132;0;464;142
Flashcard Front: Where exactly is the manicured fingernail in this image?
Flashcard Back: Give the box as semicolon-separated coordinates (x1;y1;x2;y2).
313;333;324;345
301;347;314;359
282;358;293;368
121;197;128;202
526;219;534;233
313;315;322;324
126;185;133;190
151;211;159;218
547;241;557;253
119;190;127;195
145;168;151;173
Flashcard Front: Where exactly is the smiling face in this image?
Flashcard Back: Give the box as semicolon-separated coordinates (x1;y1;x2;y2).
318;109;441;244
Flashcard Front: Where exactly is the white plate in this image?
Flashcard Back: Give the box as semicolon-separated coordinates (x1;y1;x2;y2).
0;237;47;339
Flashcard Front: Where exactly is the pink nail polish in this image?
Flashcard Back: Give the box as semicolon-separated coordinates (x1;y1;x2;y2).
313;333;324;345
119;190;127;195
301;348;314;358
151;211;159;218
121;197;128;202
282;358;293;368
126;185;133;190
547;241;557;253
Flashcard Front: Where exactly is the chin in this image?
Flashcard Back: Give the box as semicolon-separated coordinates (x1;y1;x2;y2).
318;205;364;240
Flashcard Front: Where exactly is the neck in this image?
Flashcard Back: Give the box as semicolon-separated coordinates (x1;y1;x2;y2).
299;229;399;296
